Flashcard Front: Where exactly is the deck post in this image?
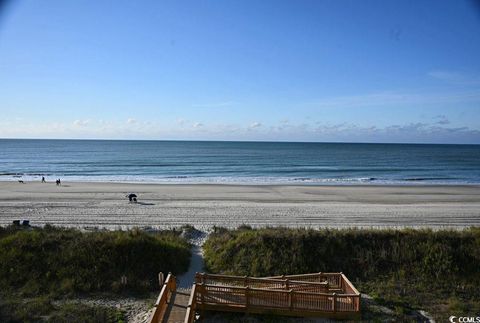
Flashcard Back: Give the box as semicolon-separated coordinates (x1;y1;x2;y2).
288;290;293;310
244;275;248;287
172;275;177;292
200;283;205;304
200;284;206;319
339;272;343;290
245;286;250;311
333;293;337;313
158;272;164;288
285;279;289;290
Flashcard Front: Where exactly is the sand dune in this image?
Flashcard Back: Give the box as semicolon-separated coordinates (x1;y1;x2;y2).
0;181;479;229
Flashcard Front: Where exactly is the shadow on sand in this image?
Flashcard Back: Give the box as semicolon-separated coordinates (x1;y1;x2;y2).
136;202;155;206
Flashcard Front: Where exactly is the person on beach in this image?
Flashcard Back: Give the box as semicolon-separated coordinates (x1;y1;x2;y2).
56;179;61;186
126;193;137;202
41;176;45;183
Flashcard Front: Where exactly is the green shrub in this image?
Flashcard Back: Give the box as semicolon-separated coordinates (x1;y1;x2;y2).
203;227;480;320
0;226;191;296
204;227;479;281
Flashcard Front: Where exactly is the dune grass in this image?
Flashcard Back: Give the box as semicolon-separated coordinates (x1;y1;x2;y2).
0;225;191;296
0;225;191;322
203;226;480;320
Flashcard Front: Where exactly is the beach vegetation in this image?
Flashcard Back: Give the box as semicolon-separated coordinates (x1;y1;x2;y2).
203;227;480;320
0;296;125;323
0;225;191;321
0;225;191;296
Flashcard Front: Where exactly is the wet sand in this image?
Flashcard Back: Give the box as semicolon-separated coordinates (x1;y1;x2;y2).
0;181;479;229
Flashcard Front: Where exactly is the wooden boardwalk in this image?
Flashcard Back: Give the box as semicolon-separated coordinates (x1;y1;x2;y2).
163;290;190;323
149;272;361;323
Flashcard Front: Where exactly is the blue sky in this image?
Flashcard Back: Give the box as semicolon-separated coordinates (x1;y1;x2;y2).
0;0;479;143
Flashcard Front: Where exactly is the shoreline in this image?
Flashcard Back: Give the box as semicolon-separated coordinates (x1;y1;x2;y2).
1;181;479;229
2;179;480;187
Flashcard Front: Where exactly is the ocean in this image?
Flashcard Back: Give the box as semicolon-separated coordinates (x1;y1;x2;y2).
0;139;479;185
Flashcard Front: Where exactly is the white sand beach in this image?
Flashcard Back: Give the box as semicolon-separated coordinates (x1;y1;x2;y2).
0;181;479;229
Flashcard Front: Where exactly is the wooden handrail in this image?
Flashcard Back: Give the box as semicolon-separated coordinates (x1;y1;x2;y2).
340;273;360;294
184;283;198;323
148;273;176;323
198;283;359;297
196;273;292;284
267;272;343;279
196;273;329;287
200;272;341;279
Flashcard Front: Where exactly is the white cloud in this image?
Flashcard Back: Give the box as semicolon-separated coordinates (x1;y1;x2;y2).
127;118;137;125
1;118;479;144
249;122;262;129
73;119;89;127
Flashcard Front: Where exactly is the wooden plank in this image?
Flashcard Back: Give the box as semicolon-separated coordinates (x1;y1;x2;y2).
164;290;190;323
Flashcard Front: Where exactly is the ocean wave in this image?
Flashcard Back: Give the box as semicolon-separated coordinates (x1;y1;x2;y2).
403;177;453;181
0;172;52;177
1;174;475;185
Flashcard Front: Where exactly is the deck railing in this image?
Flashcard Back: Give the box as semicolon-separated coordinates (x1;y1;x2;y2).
267;272;344;289
190;272;360;320
148;273;176;323
195;273;329;293
151;272;360;323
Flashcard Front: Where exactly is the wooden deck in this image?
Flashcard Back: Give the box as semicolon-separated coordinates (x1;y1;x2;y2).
149;272;361;323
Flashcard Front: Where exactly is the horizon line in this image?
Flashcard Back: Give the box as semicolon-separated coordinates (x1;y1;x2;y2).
0;137;478;146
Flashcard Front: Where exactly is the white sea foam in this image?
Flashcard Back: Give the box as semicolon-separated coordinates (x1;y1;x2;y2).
0;174;475;185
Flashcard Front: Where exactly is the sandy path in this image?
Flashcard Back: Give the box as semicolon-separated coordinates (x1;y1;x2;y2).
0;182;479;229
177;230;207;289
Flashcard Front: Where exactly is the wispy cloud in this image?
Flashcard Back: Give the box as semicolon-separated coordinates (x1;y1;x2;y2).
248;122;262;129
428;70;480;86
309;90;480;109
